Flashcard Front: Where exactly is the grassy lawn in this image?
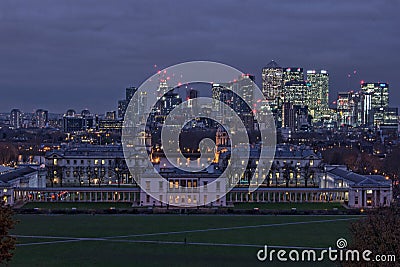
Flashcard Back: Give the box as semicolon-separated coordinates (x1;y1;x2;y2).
9;214;360;266
20;201;346;211
233;202;345;210
21;202;133;210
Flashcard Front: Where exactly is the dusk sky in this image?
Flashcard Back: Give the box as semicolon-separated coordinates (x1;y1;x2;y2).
0;0;399;114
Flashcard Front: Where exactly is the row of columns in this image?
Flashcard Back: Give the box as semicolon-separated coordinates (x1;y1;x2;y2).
14;190;140;203
227;191;347;203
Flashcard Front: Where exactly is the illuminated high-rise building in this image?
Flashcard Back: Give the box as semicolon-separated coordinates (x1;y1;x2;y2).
262;61;284;127
105;111;116;120
157;79;170;96
118;87;138;119
62;109;95;133
306;70;329;121
282;102;310;132
283;67;304;83
34;109;48;128
10;109;22;129
361;82;389;109
283;81;309;106
262;60;283;102
212;74;256;130
212;74;255;113
360;82;389;127
233;74;255;113
126;86;137;101
336;91;362;128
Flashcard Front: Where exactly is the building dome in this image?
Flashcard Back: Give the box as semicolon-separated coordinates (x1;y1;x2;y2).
66;109;76;117
81;109;91;117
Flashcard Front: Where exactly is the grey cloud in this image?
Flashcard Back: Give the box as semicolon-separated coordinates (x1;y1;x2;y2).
0;0;399;113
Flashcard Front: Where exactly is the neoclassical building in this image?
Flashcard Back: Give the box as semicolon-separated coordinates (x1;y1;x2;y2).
6;144;392;209
322;165;392;208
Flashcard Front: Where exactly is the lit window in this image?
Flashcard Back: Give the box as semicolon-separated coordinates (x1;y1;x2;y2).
145;181;150;191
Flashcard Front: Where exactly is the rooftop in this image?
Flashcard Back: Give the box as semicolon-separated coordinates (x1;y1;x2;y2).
327;167;391;187
0;167;37;183
265;60;280;69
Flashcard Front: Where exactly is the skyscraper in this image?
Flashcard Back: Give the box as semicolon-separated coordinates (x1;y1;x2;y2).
118;100;128;119
188;89;198;100
361;82;389;109
335;90;364;128
262;60;283;102
155;90;182;118
283;67;304;83
211;74;256;130
262;62;307;128
118;87;138;119
283;80;309;106
282;102;310;132
62;109;95;132
306;70;329;121
126;86;137;101
105;111;116;120
34;109;48;128
360;82;389;127
10;109;22;129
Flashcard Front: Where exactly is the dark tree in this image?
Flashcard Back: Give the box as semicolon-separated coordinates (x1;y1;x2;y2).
0;143;18;165
283;162;291;188
343;207;400;267
0;202;16;264
382;146;400;199
303;163;313;188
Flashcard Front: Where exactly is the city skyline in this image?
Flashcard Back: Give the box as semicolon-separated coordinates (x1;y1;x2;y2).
0;0;399;113
0;64;395;116
1;2;399;266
